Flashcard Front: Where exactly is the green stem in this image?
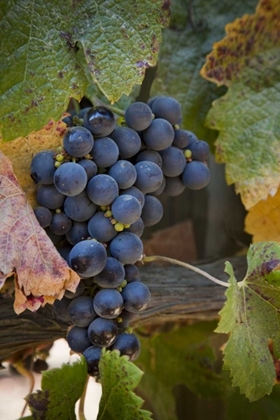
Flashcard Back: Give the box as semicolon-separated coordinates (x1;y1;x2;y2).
142;255;229;288
78;375;89;420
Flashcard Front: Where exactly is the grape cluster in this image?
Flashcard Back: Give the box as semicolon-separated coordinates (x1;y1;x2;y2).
30;96;210;376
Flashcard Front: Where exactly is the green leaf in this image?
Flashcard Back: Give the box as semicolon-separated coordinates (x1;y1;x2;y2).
97;350;152;420
216;241;280;402
136;322;224;420
201;0;280;209
150;0;257;140
26;357;88;420
0;0;170;141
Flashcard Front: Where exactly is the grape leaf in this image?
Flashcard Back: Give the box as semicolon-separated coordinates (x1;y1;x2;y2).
0;0;170;141
97;350;152;420
26;357;87;420
245;188;280;242
200;0;280;209
150;0;257;141
216;241;280;401
0;151;80;314
0;117;67;207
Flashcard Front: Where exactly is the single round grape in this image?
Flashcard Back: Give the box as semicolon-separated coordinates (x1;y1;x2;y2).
67;326;92;353
109;232;143;265
142;118;174;151
159;146;186;177
54;162;87;196
121;281;151;313
117;309;139;329
53;297;71;322
66;221;89;245
87;211;118;243
135;149;162;167
64;281;85;299
34;206;52;228
68;239;107;277
83;106;116;137
50;212;72;235
111;194;142;225
88;317;118;347
110;126;141;159
78;159;98;180
187;140;210;162
93;289;123;319
149;176;166;197
36;184;65;209
94;257;125;288
110;333;141;361
119;186;145;208
30;150;55;184
87;174;119;206
125;102;154;131
63;126;94;157
83;346;102;376
124;264;140;282
125;217;144;237
182;161;211;190
90;137;119;167
164;176;186;196
151;96;182;125
173;129;191;149
108;160;137;189
68;295;96;327
64;191;97;222
141;195;163;227
134;161;163;194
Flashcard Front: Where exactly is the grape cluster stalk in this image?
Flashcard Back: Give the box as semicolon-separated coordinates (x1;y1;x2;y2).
30;96;211;376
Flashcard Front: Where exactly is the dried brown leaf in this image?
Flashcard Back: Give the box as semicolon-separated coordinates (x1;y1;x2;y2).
0;151;80;314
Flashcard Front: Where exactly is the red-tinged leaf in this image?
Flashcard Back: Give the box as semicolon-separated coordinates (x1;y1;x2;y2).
0;151;80;314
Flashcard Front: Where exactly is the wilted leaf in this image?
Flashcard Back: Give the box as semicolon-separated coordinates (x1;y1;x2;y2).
200;0;280;208
98;350;152;420
245;188;280;242
0;0;170;141
216;242;280;401
150;0;256;140
26;357;87;420
0;151;80;314
0;117;66;206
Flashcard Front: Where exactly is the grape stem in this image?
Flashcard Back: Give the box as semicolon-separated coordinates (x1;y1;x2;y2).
142;255;230;288
91;96;125;117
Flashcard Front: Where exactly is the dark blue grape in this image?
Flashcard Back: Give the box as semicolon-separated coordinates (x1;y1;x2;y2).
68;296;96;327
124;264;140;282
88;317;118;347
188;140;210;162
111;194;142;225
164;176;186;196
54;162;87;196
117;309;139;329
93;289;123;319
151;96;181;125
83;346;102;376
77;159;98;180
119;186;145;208
87;211;117;243
83;106;116;137
66;221;89;245
63;126;94;158
142;118;174;151
182;161;210;190
149;176;166;197
109;232;143;264
53;297;71;322
94;257;125;288
67;326;92;353
141;195;163;227
87;174;119;206
173;129;190;149
64;191;97;222
108;160;137;189
90;137;119;167
36;184;65;209
110;333;140;361
125;102;154;131
50;212;72;235
45;227;64;245
121;281;151;313
110;126;141;159
135;149;162;167
125;217;144;237
68;239;107;277
34;206;52;228
64;281;85;299
134;161;163;194
30;151;55;184
159;146;186;177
